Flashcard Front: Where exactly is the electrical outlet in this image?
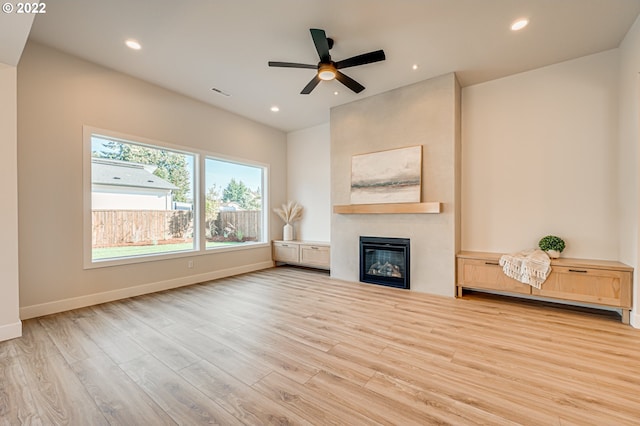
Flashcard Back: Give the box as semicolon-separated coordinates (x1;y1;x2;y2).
187;260;193;269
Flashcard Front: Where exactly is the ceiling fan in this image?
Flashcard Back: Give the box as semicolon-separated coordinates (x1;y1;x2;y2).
268;28;386;95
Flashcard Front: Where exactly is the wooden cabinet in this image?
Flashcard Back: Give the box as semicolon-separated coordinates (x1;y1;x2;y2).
457;251;633;324
272;241;299;263
299;244;330;269
273;241;330;270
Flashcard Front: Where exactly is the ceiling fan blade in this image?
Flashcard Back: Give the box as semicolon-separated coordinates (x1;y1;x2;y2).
310;28;331;62
268;61;317;69
335;50;386;69
301;75;322;94
335;71;365;93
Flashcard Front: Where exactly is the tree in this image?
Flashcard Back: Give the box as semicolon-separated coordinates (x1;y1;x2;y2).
94;141;191;202
205;184;221;237
222;178;260;210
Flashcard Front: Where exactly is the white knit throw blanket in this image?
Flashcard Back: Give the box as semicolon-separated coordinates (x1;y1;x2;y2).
499;249;552;289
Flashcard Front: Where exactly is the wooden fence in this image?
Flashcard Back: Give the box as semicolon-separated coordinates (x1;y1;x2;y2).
215;210;262;241
92;210;261;247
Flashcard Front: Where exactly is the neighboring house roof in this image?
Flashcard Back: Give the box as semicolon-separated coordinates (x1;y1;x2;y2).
220;202;242;211
92;158;178;191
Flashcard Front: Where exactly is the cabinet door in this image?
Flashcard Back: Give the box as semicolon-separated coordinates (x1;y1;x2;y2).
273;242;299;263
458;258;531;294
300;244;330;269
532;266;631;308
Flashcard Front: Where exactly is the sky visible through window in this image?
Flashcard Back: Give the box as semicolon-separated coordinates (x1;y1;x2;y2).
206;158;262;193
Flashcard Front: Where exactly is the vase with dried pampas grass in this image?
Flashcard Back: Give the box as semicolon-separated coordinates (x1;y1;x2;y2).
273;201;303;241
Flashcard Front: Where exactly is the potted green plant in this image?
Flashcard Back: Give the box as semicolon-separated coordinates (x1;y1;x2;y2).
538;235;565;259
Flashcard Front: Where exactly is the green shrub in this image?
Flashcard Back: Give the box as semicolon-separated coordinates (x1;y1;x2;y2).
538;235;565;252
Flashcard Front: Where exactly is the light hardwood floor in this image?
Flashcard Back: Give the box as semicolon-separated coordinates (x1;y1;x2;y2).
2;266;640;425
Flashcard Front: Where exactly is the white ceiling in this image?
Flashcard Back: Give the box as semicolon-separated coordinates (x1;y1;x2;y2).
27;0;640;133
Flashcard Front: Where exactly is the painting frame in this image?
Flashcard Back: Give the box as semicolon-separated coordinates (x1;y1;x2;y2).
350;145;422;205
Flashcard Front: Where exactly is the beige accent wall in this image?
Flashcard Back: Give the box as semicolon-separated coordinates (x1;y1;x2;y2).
0;64;21;340
461;50;620;260
286;123;331;242
330;73;461;297
17;42;287;318
618;15;640;327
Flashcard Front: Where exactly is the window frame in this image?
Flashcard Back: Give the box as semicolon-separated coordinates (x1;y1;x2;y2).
83;125;270;269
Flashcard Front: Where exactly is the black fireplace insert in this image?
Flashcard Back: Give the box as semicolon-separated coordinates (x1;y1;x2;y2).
359;236;410;289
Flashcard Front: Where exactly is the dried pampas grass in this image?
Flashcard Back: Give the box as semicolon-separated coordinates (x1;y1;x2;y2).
273;201;303;224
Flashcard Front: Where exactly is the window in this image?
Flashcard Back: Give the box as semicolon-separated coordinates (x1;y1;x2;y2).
84;127;268;268
205;158;264;249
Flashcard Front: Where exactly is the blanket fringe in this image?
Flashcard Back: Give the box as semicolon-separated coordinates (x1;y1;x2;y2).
499;249;551;289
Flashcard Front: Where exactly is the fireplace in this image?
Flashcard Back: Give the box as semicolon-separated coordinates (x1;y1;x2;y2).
359;236;410;289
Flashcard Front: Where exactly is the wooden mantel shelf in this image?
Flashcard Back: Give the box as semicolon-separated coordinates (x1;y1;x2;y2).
333;202;441;214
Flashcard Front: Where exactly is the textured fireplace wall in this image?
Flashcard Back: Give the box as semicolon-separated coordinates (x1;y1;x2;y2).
330;73;461;296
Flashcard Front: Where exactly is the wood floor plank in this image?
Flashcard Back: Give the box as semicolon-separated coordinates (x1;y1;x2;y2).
4;266;640;425
70;354;177;425
14;322;109;425
252;372;381;426
195;325;319;385
73;304;148;365
159;324;273;386
37;311;102;365
0;346;42;426
364;371;517;426
120;354;243;425
103;303;202;372
181;359;311;425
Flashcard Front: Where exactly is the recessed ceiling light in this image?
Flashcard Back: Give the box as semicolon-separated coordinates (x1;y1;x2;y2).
511;18;529;31
334;91;339;96
412;64;419;70
270;106;280;112
125;39;142;50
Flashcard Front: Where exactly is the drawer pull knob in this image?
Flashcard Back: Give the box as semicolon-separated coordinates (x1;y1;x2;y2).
569;269;588;273
485;261;500;266
311;246;319;250
282;244;288;247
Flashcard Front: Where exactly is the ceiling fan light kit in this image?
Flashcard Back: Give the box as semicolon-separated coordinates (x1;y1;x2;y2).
268;28;385;94
318;64;336;80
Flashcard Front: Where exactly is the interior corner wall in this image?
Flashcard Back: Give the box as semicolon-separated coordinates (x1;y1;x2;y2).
286;123;331;242
0;63;21;341
618;15;640;328
461;49;620;260
17;42;287;318
330;73;460;297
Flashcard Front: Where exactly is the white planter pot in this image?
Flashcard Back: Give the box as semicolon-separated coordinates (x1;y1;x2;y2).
546;249;561;259
283;223;293;241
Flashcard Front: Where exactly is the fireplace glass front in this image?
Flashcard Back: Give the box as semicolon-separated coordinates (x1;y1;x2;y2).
359;236;410;289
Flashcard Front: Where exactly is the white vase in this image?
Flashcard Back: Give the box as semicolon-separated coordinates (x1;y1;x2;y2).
283;223;293;241
546;249;560;259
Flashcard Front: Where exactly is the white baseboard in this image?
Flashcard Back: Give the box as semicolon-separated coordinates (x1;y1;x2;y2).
20;261;274;320
0;320;22;342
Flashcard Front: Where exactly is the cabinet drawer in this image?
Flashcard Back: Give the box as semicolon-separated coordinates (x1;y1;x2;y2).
273;242;299;263
300;244;330;269
533;266;632;308
457;258;531;294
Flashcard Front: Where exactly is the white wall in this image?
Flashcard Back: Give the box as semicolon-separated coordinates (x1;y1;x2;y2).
17;42;287;318
286;123;331;242
618;15;640;327
462;50;620;260
0;64;21;341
